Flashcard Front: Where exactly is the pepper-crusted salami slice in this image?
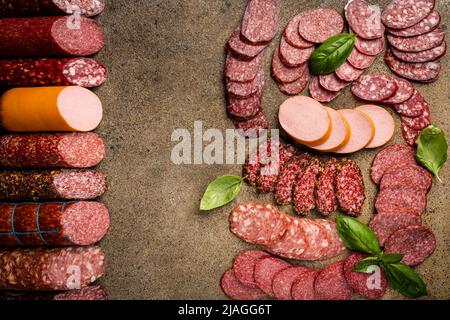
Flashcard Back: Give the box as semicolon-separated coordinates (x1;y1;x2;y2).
393;89;425;116
381;0;435;29
220;268;264;300
228;203;288;246
254;256;290;296
272;266;311;300
387;28;445;53
345;0;384;40
335;62;364;82
336;160;365;216
0;202;110;246
351;73;398;101
227;28;267;61
0;246;105;290
241;0;280;45
277;71;309;96
384;226;436;266
284;14;314;49
275;154;310;205
343;253;387;299
272;47;307;84
279;37;314;68
298;8;344;44
227;92;261;120
354;36;384;56
314;261;353;300
233;111;269;138
383;78;414;105
385;49;441;82
0;0;106;17
309;76;341;103
370;144;416;184
0;133;106;169
369;211;422;245
319;73;349;92
0;16;104;58
316;159;339;217
380;164;432;193
291;270;319;300
293;158;320;215
375;185;427;216
391;42;447;63
387;10;441;37
0;170;107;201
227;68;264;98
225;52;262;83
242;138;272;186
347;49;376;70
232;250;270;289
401;122;421;146
401;103;431;130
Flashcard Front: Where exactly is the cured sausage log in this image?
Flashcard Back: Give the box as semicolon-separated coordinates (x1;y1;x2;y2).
0;170;107;201
0;58;107;88
0;16;104;58
1;86;103;132
0;246;105;291
0;0;105;17
0;201;110;246
0;133;106;169
0;285;107;300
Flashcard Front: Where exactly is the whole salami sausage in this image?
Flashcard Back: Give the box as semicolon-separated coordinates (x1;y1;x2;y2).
0;285;108;300
0;133;106;169
0;0;106;17
0;16;104;58
0;201;110;246
0;58;107;88
0;170;107;201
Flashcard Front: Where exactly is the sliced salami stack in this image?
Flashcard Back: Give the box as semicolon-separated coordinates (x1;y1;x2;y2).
369;144;436;266
382;0;445;82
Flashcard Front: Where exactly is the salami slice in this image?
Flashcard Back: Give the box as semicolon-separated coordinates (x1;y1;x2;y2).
401;103;431;130
225;52;262;83
254;256;290;296
336;160;365;217
380;164;432;192
375;185;427;216
316;159;339;217
277;71;309;95
241;0;280;45
393;89;425;116
369;211;422;246
227;28;267;61
232;250;271;289
233;111;269;138
317;219;346;259
0;16;104;58
385;48;441;82
293;158;320;215
384;225;436;266
291;270;319;300
284;14;314;49
243;138;272;187
0;0;105;17
0;201;110;246
319;73;349;92
272;47;307;84
354;36;384;56
370;144;416;184
272;266;311;300
387;10;441;37
335;62;364;82
0;133;106;169
0;170;106;201
314;261;353;300
227;68;264;99
299;219;332;260
391;41;447;63
220;268;264;300
0;246;105;290
381;0;435;29
309;76;340;103
279;37;314;67
345;0;384;40
227;92;261;120
228;202;288;246
382;78;414;105
275;154;310;205
343;253;387;299
351;73;398;101
0;285;108;300
298;8;344;44
401;122;421;146
387;28;445;53
347;49;376;70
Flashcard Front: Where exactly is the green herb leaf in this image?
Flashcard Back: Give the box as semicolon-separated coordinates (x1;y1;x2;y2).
336;215;381;255
380;253;404;264
200;175;243;211
354;257;380;273
382;262;427;298
309;33;356;75
416;125;448;183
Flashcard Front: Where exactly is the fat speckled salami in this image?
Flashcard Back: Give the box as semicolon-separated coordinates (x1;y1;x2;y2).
401;122;421;146
375;185;427;216
387;10;440;37
298;8;344;43
0;246;105;290
227;28;267;61
336;160;365;216
0;16;104;58
241;0;280;45
401;103;431;130
380;164;432;193
347;48;376;70
220;268;264;300
227;92;261;120
314;261;353;300
335;62;364;82
272;47;307;84
383;78;414;105
225;52;262;83
369;211;422;245
387;28;445;53
309;76;340;103
284;14;314;49
279;37;314;67
391;42;447;63
227;68;264;98
275;154;310;205
370;144;416;184
299;219;332;260
345;0;384;40
351;73;398;101
232;250;270;289
393;89;425;117
233;111;269;137
319;73;349;92
0;0;105;17
277;71;309;95
354;36;384;56
316;159;339;217
293;158;320;215
0;285;108;300
381;0;435;29
385;49;441;82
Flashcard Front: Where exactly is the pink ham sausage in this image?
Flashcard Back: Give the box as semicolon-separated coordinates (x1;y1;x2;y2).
310;107;350;152
334;109;374;154
355;105;395;148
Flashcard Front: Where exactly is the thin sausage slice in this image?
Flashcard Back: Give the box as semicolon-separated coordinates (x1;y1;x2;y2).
0;0;106;17
310;107;350;152
334;109;374;154
279;96;331;144
355;105;395;149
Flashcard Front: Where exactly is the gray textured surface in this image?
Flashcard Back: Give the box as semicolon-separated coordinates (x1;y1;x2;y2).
94;0;450;299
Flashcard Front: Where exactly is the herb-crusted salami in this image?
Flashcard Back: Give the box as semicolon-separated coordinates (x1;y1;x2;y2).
380;164;432;193
381;0;435;29
316;159;339;217
336;160;365;216
369;211;422;246
0;0;106;17
232;250;270;289
354;36;384;56
345;0;384;40
227;28;267;61
241;0;280;45
298;8;344;44
387;10;441;37
254;256;290;296
293;158;320;215
284;14;314;49
383;78;414;105
314;261;353;300
375;185;427;216
272;47;307;84
220;268;264;300
351;73;398;101
387;28;445;53
272;266;310;300
370;144;416;184
275;154;310;205
391;42;447;63
309;76;341;103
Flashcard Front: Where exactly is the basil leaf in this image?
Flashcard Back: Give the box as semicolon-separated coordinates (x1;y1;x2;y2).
354;257;380;273
382;262;427;298
336;215;381;255
309;33;356;75
380;253;404;264
200;175;243;211
416;125;448;183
